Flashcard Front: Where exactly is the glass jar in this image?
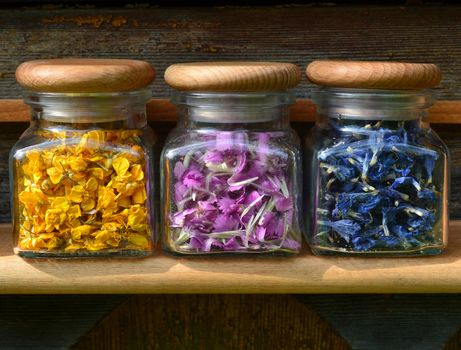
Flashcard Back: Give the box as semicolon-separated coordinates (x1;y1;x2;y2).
11;59;156;257
161;92;303;255
305;87;449;256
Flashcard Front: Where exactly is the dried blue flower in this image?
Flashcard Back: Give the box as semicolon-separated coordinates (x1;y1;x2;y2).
318;219;361;243
334;192;382;216
313;119;442;253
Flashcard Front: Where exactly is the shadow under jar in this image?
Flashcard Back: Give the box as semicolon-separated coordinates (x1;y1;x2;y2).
162;62;303;255
11;59;156;257
305;61;449;256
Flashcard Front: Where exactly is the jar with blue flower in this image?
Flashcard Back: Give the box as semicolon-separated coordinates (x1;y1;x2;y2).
305;61;450;256
161;62;303;255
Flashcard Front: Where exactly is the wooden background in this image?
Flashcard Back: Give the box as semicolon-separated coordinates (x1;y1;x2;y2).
0;5;460;99
0;3;460;350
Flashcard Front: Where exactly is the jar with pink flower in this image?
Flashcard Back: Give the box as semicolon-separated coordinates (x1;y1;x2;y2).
161;62;303;255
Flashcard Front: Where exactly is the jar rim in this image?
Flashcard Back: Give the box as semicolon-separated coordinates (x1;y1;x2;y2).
311;87;434;121
22;89;152;123
313;86;433;96
170;91;296;107
23;89;152;101
170;91;295;124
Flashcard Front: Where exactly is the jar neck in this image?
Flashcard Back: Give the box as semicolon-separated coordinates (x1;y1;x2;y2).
24;90;150;129
172;91;294;130
30;118;138;131
313;87;434;125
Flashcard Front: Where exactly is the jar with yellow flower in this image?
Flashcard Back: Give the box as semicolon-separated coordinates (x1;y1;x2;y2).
11;59;156;257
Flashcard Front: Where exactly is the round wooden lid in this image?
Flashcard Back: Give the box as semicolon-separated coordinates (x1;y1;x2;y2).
16;59;155;93
164;62;301;92
306;60;441;89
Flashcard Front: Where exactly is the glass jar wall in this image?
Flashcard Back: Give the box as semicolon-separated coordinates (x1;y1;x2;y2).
305;87;449;256
161;92;303;255
11;59;156;257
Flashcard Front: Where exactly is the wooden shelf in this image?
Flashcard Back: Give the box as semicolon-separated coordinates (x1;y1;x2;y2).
0;99;460;124
0;222;460;294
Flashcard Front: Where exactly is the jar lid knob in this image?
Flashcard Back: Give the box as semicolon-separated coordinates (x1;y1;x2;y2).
164;61;301;92
16;58;155;93
306;60;441;89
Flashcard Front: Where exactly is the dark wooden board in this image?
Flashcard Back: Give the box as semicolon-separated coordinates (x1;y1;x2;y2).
73;295;350;350
2;1;457;7
71;294;461;350
299;295;461;350
0;295;126;350
6;293;461;350
444;322;461;350
5;293;461;350
0;6;460;100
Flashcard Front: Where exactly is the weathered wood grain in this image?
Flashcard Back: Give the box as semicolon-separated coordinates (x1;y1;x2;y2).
0;123;25;223
299;295;461;350
433;125;461;219
443;320;461;350
306;60;442;89
0;295;126;350
15;58;156;93
71;293;461;350
0;6;460;99
0;222;461;294
73;295;350;350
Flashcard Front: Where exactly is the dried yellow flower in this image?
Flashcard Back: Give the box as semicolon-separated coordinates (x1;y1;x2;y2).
15;129;152;254
47;167;64;184
69;185;85;203
112;157;130;177
88;168;104;180
132;187;147;205
81;198;95;212
129;233;149;248
45;208;66;232
69;157;88;172
127;205;147;232
71;225;95;241
85;177;99;192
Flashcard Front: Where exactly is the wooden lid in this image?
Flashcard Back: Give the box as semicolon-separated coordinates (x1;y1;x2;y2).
16;59;155;93
306;60;441;89
164;62;301;92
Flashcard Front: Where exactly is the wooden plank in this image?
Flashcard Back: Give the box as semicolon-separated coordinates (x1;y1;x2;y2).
444;320;461;350
73;293;461;350
73;295;350;350
0;6;460;100
1;99;460;123
0;295;126;350
0;123;25;223
0;222;460;294
299;295;461;350
436;125;461;221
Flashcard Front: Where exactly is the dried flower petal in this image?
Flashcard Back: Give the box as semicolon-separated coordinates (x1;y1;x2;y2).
166;131;301;253
112;157;130;177
313;120;442;252
15;129;152;253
